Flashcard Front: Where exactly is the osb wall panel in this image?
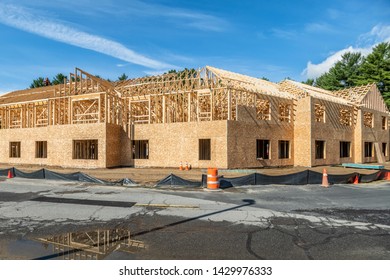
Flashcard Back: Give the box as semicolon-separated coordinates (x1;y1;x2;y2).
293;96;312;167
361;108;389;163
120;126;133;167
228;105;294;168
310;97;355;166
130;121;228;168
105;123;122;167
354;109;363;164
0;123;107;168
237;97;295;124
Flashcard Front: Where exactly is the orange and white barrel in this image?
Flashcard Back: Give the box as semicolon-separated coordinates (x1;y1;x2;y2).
207;167;219;189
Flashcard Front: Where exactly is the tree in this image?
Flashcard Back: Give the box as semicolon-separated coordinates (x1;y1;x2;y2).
356;42;390;105
316;52;363;90
302;78;315;86
52;73;67;85
315;72;339;90
260;77;270;81
165;68;197;77
118;73;128;81
30;77;46;88
336;52;363;87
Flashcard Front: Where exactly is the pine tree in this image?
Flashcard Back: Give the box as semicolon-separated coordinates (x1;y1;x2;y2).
356;42;390;105
30;77;46;88
316;52;363;90
52;73;67;85
118;73;128;81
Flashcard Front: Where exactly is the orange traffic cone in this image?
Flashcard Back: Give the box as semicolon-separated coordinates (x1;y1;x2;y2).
185;162;189;171
321;168;329;188
353;174;359;185
7;169;13;179
179;162;183;171
384;171;390;181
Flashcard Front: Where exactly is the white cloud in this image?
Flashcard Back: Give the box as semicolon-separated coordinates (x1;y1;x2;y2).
358;24;390;46
302;24;390;79
166;11;227;32
10;0;228;32
371;24;390;40
271;28;297;40
0;3;174;70
305;22;334;33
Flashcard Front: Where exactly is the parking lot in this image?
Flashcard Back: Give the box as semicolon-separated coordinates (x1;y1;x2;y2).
1;177;390;259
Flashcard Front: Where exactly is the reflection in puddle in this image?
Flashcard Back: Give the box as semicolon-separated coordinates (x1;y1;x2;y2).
33;228;146;260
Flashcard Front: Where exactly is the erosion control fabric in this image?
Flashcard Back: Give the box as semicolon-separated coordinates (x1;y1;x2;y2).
202;170;362;188
1;167;390;187
155;173;202;188
0;168;137;186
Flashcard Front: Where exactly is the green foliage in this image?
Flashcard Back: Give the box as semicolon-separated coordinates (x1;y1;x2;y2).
314;42;390;107
302;78;315;86
356;42;390;94
165;68;196;78
118;73;128;81
52;73;67;85
316;52;363;90
30;77;46;88
315;72;339;90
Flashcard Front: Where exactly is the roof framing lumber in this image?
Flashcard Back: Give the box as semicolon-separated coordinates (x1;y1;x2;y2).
0;65;388;131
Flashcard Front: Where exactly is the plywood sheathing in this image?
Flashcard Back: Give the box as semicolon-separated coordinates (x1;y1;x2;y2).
332;84;373;103
0;123;109;168
0;66;389;169
206;66;295;99
310;98;355;166
0;86;57;105
361;107;390;163
293;96;312;167
132;120;228;169
279;80;352;105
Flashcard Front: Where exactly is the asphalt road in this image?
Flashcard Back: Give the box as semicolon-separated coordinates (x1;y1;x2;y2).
0;177;390;259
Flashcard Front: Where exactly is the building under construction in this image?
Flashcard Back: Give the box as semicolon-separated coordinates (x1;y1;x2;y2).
0;66;388;169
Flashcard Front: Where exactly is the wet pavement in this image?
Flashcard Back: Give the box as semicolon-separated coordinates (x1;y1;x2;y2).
0;177;390;259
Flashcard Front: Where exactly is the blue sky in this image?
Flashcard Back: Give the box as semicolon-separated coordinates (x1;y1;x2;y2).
0;0;389;94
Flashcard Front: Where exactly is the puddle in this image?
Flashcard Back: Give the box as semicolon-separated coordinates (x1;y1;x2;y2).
6;228;146;260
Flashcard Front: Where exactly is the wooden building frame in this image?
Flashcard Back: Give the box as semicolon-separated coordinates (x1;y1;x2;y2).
0;66;389;168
